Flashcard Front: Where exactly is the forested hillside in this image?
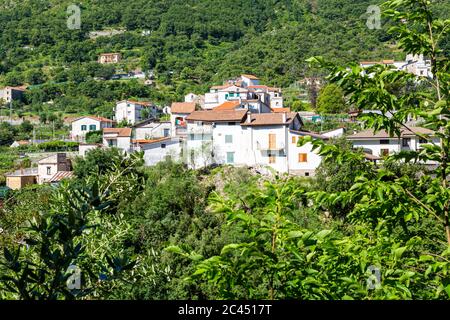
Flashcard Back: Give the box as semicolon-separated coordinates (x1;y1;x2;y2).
3;0;443;116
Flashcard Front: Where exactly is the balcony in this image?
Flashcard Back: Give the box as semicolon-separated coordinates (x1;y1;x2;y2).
256;141;285;151
187;125;213;135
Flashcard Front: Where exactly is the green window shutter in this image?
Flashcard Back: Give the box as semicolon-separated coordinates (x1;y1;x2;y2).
226;152;234;164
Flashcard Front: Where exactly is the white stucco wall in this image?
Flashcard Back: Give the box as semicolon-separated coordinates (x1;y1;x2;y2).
351;139;401;157
287;133;322;176
38;163;58;184
142;140;182;166
135;122;172;140
71;118;105;141
79;144;101;157
115;102;139;124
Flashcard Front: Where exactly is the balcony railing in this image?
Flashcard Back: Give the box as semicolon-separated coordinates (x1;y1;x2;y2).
187;126;213;135
256;141;285;151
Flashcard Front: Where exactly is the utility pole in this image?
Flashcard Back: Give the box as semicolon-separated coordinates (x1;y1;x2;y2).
9;100;12;122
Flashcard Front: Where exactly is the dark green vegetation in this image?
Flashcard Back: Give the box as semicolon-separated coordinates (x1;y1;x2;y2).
2;0;448;117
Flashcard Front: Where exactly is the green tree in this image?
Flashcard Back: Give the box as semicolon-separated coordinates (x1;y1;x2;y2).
305;0;450;243
316;83;346;114
85;130;103;144
24;69;46;85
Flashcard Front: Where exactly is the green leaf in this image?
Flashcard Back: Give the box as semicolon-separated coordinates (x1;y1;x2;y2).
393;246;407;259
315;229;332;240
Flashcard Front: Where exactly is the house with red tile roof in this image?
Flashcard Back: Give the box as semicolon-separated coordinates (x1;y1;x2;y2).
170;102;197;138
102;127;133;153
70;116;116;142
185;110;326;176
203;74;283;110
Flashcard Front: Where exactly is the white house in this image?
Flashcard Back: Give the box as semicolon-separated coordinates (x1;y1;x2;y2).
347;127;439;162
170;102;197;138
70;116;115;142
403;54;433;78
10;140;30;148
185;110;326;176
0;86;26;103
240;74;260;87
134;119;172;140
322;127;345;138
184;92;205;108
37;153;72;184
185;93;198;103
115;100;160;125
203;75;281;110
360;55;432;78
268;87;283;109
102;128;132;153
132;137;182;166
204;84;249;109
98;53;121;64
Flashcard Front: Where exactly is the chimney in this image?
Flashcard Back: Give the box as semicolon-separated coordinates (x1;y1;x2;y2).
247;111;252;124
282;112;287;123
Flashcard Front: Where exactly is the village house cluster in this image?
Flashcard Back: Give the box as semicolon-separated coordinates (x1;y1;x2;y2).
5;153;73;190
68;74;439;176
360;54;433;78
3;72;440;191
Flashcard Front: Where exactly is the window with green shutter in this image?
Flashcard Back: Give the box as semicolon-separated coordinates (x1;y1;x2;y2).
225;135;233;143
226;152;234;164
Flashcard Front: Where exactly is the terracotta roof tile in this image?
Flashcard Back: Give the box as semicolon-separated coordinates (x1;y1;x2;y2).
117;100;154;107
241;112;298;126
103;127;132;137
186;110;247;122
49;171;74;182
272;108;291;113
132;137;171;145
214;101;241;111
171;102;196;114
72;116;115;123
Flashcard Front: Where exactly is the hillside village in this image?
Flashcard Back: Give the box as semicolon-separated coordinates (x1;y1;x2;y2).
2;72;440;190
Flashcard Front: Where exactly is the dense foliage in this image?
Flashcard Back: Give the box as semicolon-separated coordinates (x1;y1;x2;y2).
3;0;449;116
